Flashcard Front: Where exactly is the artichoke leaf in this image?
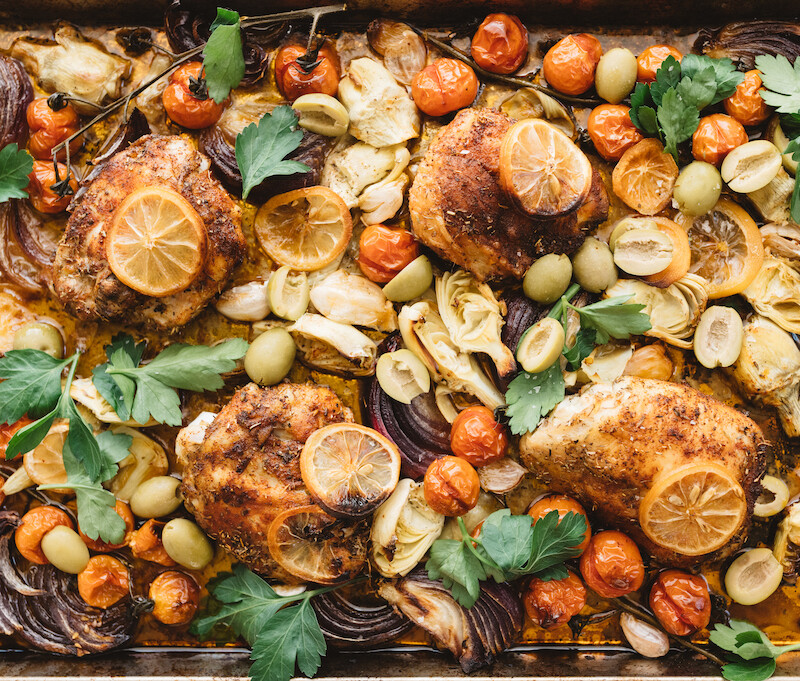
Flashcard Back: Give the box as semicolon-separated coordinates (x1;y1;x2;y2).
743;256;800;333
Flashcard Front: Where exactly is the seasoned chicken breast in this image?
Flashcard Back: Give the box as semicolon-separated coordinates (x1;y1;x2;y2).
409;108;608;281
53;135;245;330
180;382;354;580
519;377;765;566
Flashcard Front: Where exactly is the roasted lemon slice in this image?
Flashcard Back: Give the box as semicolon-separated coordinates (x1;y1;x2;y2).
675;198;764;299
266;505;368;584
639;462;747;556
106;186;206;297
300;423;401;518
23;421;70;492
611;138;678;215
255;186;352;271
499;118;593;217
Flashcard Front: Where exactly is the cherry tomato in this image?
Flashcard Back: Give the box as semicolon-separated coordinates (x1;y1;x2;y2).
27;161;76;214
26;98;82;161
692;113;748;166
579;530;644;598
275;43;340;102
78;555;130;609
129;519;176;567
358;224;419;283
450;406;508;467
542;33;602;96
470;13;529;75
79;500;134;553
15;506;73;564
0;416;33;459
411;58;479;117
636;44;682;83
587;104;644;161
528;494;591;552
724;70;770;127
162;62;227;129
423;456;481;517
149;570;200;626
649;569;711;636
524;570;587;628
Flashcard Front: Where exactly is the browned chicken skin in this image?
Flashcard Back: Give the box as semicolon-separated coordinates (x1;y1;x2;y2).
409;108;608;281
519;377;765;566
180;382;355;580
53;134;246;331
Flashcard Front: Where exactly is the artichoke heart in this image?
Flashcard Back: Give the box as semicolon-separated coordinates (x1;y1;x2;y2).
762;223;800;267
70;377;156;427
371;478;445;577
321;138;401;208
109;427;169;502
743;257;800;333
289;313;378;377
399;301;506;409
338;57;420;148
605;274;708;349
310;270;398;332
436;270;516;377
773;502;800;584
747;168;796;225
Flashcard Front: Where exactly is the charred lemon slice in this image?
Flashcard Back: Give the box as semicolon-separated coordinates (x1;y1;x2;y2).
499;118;593;217
107;186;206;297
266;505;368;584
639;463;747;556
23;421;69;492
300;423;401;518
611;138;678;215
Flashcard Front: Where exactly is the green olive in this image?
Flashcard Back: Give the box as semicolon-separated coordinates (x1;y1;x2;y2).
40;526;90;574
244;327;296;386
595;48;638;104
673;161;722;216
725;548;783;605
571;238;617;293
516;318;565;373
523;254;573;304
162;518;215;570
129;475;183;518
13;322;64;358
382;256;433;302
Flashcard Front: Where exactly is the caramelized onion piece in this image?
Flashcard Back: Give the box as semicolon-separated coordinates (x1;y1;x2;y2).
0;55;33;148
367;19;427;85
695;21;800;70
0;201;56;293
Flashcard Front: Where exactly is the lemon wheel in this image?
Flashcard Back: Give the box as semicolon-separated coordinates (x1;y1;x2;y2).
255;186;352;271
675;198;764;299
611;138;679;215
266;505;368;584
106;186;206;297
23;421;69;492
499;118;593;217
300;423;401;518
639;463;747;556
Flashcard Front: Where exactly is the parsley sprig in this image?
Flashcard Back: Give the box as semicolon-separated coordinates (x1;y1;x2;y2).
0;143;34;204
710;620;800;681
192;564;344;681
426;509;587;608
202;7;246;103
630;54;744;160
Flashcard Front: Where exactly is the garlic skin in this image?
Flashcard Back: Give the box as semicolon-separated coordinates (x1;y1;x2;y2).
290;313;378;377
620;613;669;658
215;281;270;322
310;270;397;332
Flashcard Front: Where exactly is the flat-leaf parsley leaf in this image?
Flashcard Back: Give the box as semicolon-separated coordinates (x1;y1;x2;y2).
0;143;33;203
202;7;246;103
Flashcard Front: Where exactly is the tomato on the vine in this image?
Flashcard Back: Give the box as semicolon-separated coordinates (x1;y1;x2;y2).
358;224;419;283
470;13;528;75
523;570;586;628
579;530;644;597
692;113;748;166
587;104;644;161
26;98;82;161
275;43;340;102
636;44;682;83
162;62;227;129
27;161;76;214
411;58;479;117
724;70;770;127
528;494;591;552
542;33;602;96
649;569;711;636
450;406;508;467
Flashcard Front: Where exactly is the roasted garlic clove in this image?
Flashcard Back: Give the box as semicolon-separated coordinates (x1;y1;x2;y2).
376;349;431;404
310;270;398;332
290;313;378;376
620;613;669;658
215;281;270;322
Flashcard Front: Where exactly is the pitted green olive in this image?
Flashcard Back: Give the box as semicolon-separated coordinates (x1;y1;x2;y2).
13;322;64;358
244;327;296;386
162;518;215;570
41;526;90;574
376;349;431;403
753;475;790;518
673;162;722;216
595;48;638;104
292;94;349;137
516;318;565;373
129;476;183;518
571;238;617;293
692;306;744;369
725;548;783;605
523;254;572;304
382;256;433;302
268;266;310;321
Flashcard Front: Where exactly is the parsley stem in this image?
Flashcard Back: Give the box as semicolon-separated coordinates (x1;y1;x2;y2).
548;283;581;321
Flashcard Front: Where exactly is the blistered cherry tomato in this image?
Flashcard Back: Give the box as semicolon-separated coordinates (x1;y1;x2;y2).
79;500;135;552
649;569;711;636
27;161;76;214
358;224;419;283
692;113;748;166
423;456;481;517
26;98;82;161
724;70;770;127
78;555;130;609
129;519;176;567
580;530;644;598
275;43;340;102
162;62;227;129
470;13;529;75
412;58;479;117
0;416;32;459
588;104;644;161
149;570;200;625
15;506;73;564
542;33;602;96
528;494;591;552
524;570;587;628
450;406;508;467
636;44;682;83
